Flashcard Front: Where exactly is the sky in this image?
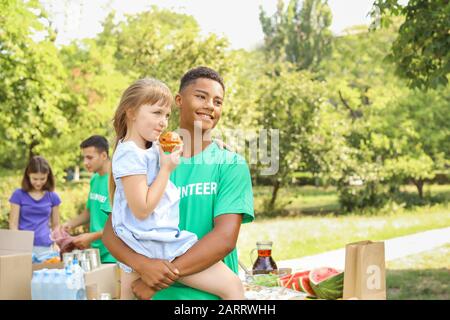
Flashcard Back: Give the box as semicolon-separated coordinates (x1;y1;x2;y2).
41;0;378;50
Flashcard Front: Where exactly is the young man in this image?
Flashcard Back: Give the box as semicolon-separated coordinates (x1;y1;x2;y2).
63;135;116;263
103;67;254;299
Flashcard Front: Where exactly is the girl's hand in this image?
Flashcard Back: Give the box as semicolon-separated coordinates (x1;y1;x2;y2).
159;144;183;172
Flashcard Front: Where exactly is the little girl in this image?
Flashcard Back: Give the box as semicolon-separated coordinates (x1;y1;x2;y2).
9;156;61;259
110;78;245;300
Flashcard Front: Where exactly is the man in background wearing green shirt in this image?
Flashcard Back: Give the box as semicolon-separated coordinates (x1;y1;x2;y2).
103;66;255;299
63;135;116;263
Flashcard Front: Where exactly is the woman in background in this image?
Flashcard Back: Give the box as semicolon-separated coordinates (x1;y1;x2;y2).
9;156;61;260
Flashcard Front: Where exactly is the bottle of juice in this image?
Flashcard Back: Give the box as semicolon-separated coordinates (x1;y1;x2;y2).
251;241;278;275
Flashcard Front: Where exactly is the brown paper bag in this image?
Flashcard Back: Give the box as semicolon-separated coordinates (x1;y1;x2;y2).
343;240;386;300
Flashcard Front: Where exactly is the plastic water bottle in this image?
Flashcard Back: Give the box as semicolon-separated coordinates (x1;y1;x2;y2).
31;270;43;300
50;269;59;300
64;265;76;300
60;258;86;300
41;270;52;300
53;270;64;300
60;269;70;300
72;259;86;300
58;270;67;300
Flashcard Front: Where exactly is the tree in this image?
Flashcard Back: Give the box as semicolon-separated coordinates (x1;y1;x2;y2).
259;0;333;71
371;0;450;89
56;39;131;172
318;22;449;209
255;64;329;213
0;0;68;176
257;0;335;213
387;87;450;198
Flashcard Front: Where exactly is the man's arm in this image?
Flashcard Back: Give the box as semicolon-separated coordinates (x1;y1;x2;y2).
102;216;179;290
172;214;243;277
72;230;102;249
63;209;90;230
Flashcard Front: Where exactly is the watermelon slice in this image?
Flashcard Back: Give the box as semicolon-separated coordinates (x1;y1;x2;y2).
291;279;301;291
298;275;316;297
309;267;344;300
279;270;309;288
310;267;340;283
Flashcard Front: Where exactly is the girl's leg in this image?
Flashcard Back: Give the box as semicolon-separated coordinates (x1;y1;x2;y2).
119;269;140;300
179;261;245;300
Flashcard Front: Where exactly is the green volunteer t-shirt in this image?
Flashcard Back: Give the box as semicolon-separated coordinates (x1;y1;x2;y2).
153;142;254;300
86;172;116;263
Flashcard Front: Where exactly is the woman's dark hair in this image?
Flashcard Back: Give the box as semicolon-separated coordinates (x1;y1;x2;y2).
21;156;55;192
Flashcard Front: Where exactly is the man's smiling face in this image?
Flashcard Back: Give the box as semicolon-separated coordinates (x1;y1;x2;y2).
176;77;224;132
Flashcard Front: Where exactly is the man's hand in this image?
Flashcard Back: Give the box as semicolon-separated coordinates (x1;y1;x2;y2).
135;257;180;291
131;279;156;300
72;233;95;249
61;222;72;233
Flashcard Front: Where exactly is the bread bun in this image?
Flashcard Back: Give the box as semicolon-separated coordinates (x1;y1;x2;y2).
159;131;183;152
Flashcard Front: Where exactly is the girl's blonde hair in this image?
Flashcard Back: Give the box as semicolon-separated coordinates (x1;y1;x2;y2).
109;78;173;204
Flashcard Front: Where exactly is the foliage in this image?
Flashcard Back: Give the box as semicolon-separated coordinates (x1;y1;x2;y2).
255;63;331;212
0;1;448;214
259;0;333;71
57;39;130;167
0;0;68;177
98;8;236;130
317;24;449;208
371;0;450;89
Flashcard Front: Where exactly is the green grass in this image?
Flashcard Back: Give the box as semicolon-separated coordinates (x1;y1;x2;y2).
253;185;340;214
239;184;450;267
253;184;450;215
386;245;450;300
237;203;450;267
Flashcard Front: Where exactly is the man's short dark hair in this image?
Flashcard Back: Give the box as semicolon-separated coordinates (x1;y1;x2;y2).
80;135;109;156
179;66;225;93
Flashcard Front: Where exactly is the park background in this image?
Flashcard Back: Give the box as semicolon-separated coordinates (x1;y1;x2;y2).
0;0;448;299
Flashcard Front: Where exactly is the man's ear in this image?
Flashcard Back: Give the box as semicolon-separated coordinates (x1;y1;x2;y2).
101;151;108;161
175;93;182;109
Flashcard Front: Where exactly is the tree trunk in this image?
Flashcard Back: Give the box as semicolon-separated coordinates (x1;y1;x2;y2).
413;179;424;199
28;139;39;160
269;180;281;211
74;165;80;181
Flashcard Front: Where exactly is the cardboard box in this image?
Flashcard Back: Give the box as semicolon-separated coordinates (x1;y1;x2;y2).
0;229;33;300
1;228;119;300
32;262;65;271
32;261;120;299
84;263;120;299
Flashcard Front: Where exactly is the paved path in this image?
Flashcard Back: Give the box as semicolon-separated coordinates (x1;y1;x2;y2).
277;226;450;271
239;226;450;276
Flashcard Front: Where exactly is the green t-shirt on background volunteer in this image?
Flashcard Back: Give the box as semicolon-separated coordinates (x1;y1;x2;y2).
153;142;254;300
86;173;116;263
